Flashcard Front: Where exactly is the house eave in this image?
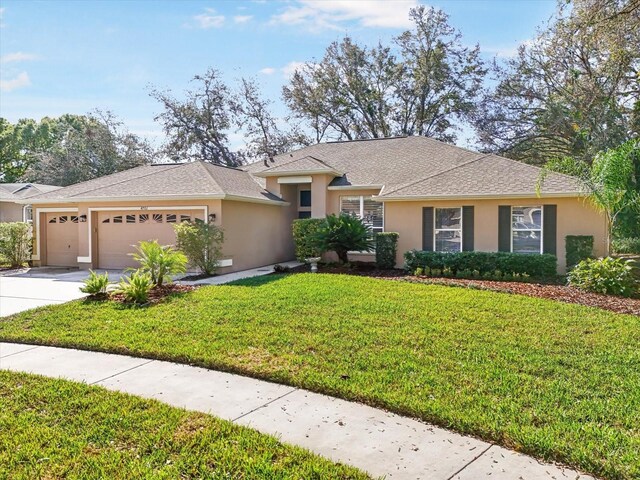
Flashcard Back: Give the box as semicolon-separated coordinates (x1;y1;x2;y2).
327;185;384;191
254;169;343;178
22;193;289;206
374;192;585;202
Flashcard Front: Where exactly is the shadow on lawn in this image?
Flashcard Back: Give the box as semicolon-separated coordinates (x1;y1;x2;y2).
225;273;291;288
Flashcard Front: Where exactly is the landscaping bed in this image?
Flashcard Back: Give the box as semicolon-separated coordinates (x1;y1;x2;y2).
0;371;366;479
108;283;196;305
290;263;640;315
2;274;638;479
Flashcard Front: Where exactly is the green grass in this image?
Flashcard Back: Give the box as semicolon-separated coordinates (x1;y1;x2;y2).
0;371;368;479
2;273;639;479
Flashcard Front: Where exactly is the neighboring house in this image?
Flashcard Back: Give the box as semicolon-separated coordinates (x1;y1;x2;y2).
0;183;62;223
20;136;606;273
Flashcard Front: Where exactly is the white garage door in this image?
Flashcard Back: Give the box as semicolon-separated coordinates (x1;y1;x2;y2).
45;213;79;267
97;210;203;269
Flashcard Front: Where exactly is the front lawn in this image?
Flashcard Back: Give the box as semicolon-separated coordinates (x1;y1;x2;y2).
1;273;639;479
0;371;367;479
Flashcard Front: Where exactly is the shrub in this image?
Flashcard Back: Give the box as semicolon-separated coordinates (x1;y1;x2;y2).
611;237;640;254
375;232;399;269
129;240;187;287
273;264;291;273
565;235;594;269
292;218;324;261
0;222;32;268
80;270;110;296
174;220;224;275
314;213;374;264
568;257;638;297
404;250;557;278
112;270;153;304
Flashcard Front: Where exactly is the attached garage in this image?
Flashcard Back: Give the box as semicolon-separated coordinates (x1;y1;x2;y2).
96;209;204;269
45;213;79;267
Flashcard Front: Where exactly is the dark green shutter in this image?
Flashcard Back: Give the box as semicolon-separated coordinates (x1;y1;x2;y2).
498;206;511;252
543;204;557;256
462;206;474;251
422;207;434;251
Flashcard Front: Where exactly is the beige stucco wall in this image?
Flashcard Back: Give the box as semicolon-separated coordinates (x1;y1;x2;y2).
383;197;607;273
0;201;25;222
220;193;297;271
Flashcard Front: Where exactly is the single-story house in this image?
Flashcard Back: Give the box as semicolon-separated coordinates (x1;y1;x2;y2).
21;136;606;273
0;183;62;223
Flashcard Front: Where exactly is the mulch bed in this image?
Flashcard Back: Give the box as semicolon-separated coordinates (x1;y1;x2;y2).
289;263;640;316
106;284;197;306
179;273;216;281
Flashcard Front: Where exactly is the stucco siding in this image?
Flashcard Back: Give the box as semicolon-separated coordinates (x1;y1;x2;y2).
383;197;607;273
0;201;25;222
221;197;297;272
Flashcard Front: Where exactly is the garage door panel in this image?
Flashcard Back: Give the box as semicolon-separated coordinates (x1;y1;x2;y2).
46;213;79;267
97;210;202;269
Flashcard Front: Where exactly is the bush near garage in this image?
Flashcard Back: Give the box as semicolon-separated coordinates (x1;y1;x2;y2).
174;220;224;275
0;222;32;268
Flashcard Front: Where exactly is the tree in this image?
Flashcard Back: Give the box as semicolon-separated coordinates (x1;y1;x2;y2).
173;220;224;275
23;111;154;186
314;213;374;264
0;117;54;182
475;0;639;165
538;140;640;247
283;6;485;143
150;69;242;166
234;78;310;166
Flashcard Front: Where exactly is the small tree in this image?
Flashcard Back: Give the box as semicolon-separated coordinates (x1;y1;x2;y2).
292;218;324;261
0;222;32;268
129;240;187;287
314;213;374;264
538;140;640;250
173;220;224;275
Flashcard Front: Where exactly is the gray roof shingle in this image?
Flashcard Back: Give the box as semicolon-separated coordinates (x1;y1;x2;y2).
0;183;61;202
245;136;582;198
26;162;283;204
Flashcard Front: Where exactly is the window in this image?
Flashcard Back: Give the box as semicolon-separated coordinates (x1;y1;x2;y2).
153;214;163;223
180;214;191;223
511;206;542;254
126;215;136;224
298;211;311;219
59;216;68;223
71;216;79;223
166;214;177;223
300;190;311;207
23;206;33;223
340;196;383;234
139;214;149;223
434;208;462;252
113;215;123;224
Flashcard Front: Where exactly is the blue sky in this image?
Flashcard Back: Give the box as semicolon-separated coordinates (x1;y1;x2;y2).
0;0;556;149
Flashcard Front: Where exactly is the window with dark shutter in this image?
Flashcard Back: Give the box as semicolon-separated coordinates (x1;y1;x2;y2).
422;207;434;251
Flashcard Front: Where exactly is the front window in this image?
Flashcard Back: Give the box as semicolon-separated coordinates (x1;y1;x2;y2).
23;206;33;223
511;206;542;254
340;196;383;234
434;207;462;252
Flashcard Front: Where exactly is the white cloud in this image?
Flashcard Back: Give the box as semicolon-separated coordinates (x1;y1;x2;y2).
271;0;419;31
281;61;305;78
192;8;225;29
233;15;253;24
259;67;276;75
0;72;31;92
0;52;38;64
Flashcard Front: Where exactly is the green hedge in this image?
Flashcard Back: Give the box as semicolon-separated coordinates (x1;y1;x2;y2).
292;218;324;261
375;232;399;269
404;250;557;277
565;235;594;269
611;237;640;254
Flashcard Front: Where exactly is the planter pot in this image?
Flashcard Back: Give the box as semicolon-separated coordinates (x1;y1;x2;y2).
306;257;322;273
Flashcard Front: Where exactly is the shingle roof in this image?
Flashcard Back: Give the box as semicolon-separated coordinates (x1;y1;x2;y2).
245;136;582;198
26;162;284;204
255;155;342;176
0;183;61;202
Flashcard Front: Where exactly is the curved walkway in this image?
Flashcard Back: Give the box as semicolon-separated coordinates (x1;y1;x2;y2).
1;342;594;480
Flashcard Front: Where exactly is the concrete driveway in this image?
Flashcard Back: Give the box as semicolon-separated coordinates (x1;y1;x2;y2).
0;268;125;317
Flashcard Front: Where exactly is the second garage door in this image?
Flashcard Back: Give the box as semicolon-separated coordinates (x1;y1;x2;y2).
97;210;203;269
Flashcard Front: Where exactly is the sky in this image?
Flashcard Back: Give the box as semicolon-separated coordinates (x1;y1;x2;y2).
0;0;557;149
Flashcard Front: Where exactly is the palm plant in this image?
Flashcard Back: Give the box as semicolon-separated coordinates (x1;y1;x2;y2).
314;213;374;264
129;240;187;287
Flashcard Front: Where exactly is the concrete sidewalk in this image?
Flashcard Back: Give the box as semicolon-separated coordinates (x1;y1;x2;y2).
0;343;594;480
